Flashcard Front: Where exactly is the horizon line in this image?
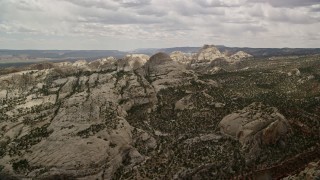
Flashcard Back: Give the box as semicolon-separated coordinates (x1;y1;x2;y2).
1;46;320;51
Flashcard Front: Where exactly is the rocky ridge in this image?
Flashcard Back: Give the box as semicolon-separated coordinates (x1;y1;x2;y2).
170;45;252;73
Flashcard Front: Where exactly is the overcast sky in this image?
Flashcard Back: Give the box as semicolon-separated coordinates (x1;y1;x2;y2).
0;0;320;50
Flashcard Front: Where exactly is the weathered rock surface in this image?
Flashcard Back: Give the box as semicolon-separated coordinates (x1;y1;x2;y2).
117;54;149;72
175;94;194;110
144;52;194;92
189;45;252;71
196;45;225;62
183;134;222;145
88;57;117;71
219;102;291;149
229;51;252;63
170;51;192;64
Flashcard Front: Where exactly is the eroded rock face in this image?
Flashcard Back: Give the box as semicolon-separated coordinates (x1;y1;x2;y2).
219;102;291;149
72;60;88;69
170;51;192;64
174;91;220;111
175;94;194;110
196;45;225;62
88;57;117;71
144;52;194;92
229;51;252;63
54;57;118;73
117;54;150;72
190;45;252;72
146;52;172;66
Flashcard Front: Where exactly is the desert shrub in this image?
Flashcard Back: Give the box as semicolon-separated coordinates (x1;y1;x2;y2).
12;159;29;173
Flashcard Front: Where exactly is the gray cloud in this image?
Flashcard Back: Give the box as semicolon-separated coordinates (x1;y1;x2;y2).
249;0;320;7
117;0;151;7
175;3;226;16
61;0;119;10
75;10;162;25
10;0;44;11
63;0;151;9
310;4;320;12
197;0;246;7
0;0;319;50
136;8;168;17
267;11;318;24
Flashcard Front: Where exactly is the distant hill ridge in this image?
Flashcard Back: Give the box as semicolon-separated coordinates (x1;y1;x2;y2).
134;46;320;57
1;46;320;61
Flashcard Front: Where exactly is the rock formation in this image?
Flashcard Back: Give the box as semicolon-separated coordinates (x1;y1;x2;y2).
196;44;225;62
170;51;192;64
189;45;252;71
229;51;252;62
144;52;194;91
117;54;149;72
219;102;291;150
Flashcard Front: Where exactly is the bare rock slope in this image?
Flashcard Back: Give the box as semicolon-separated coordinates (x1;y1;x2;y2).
219;102;291;151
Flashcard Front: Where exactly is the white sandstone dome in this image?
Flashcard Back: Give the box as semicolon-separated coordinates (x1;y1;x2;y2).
118;54;150;72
